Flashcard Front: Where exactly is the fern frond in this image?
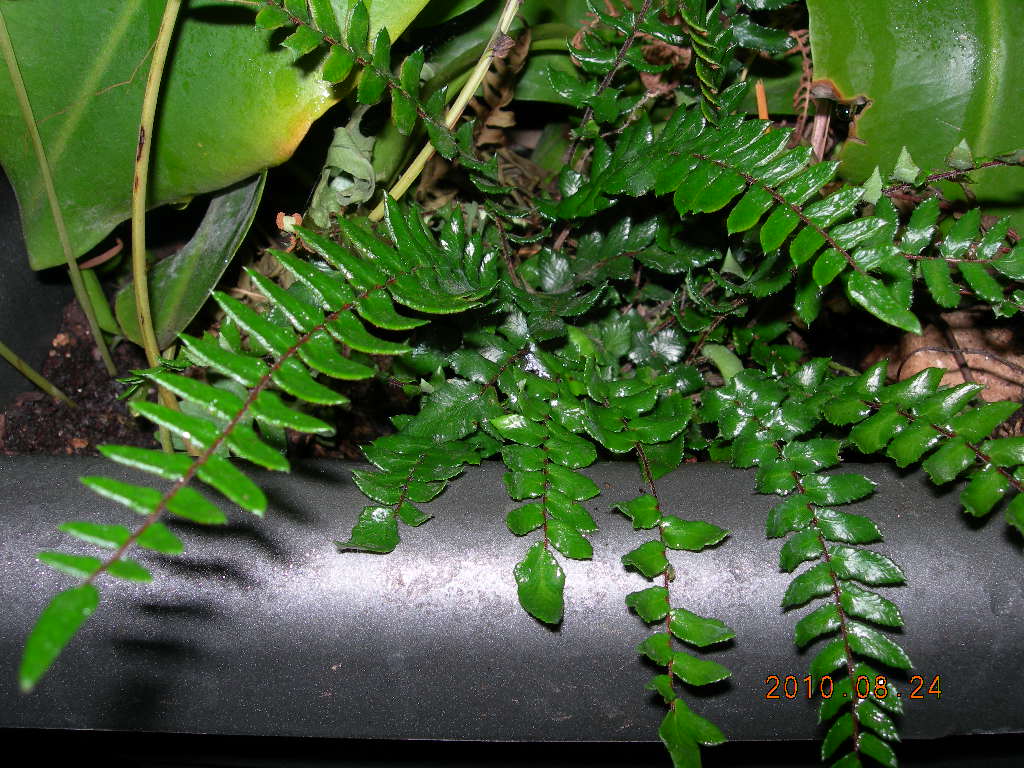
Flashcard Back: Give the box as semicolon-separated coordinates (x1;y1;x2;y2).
825;362;1024;533
19;198;497;692
704;362;912;767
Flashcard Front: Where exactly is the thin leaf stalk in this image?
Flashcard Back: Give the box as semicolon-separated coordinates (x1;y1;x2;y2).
0;339;75;406
0;6;116;376
131;0;185;452
368;0;524;221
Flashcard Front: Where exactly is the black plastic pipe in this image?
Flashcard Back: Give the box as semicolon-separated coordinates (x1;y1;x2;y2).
1;457;1021;744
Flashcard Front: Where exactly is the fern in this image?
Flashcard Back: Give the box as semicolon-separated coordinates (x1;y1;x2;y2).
19;198;497;691
704;362;912;767
17;3;1024;768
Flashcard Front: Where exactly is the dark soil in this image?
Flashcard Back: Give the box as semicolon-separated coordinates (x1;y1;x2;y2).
0;300;404;458
0;301;156;456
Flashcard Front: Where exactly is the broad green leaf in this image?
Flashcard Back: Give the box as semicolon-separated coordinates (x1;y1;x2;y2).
115;174;265;347
779;529;822;572
765;495;813;538
490;414;547;446
20;585;99;692
336;506;399;553
816;509;882;545
959;467;1010;517
920;258;961;308
921;437;975;484
626;586;670;623
829;546;905;586
802;473;875;505
661;516;727;551
252;391;335;436
670;651;731;686
638;632;673;665
0;0;431;269
622;540;669;579
809;0;1024;233
38;552;101;579
396;501;431;527
546;464;600;501
514;541;565;624
614;494;662;529
794;603;840;647
547;518;593;560
841;583;903;628
847;621;913;670
669;608;735;648
507;502;545;535
845;272;922;333
782;562;833;608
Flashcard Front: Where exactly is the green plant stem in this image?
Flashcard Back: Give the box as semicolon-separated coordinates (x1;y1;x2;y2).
0;340;75;406
132;0;184;453
368;0;523;222
0;6;116;376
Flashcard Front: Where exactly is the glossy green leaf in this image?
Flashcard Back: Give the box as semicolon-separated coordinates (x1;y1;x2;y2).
982;437;1024;466
782;562;833;608
802;473;875;505
20;585;99;692
947;401;1020;441
58;521;131;550
809;0;1024;233
661;516;728;551
670;651;731;686
809;638;846;679
622;540;669;579
922;437;975;484
547;518;593;560
626;586;670;623
829;546;905;586
336;506;399;553
841;582;903;628
960;467;1010;517
779;529;823;572
848;404;908;454
614;495;662;529
638;632;673;665
794;603;840;647
507;502;545;535
816;509;882;545
514;541;565;624
847;621;913;669
669;608;735;648
845;272;922;333
765;495;813;538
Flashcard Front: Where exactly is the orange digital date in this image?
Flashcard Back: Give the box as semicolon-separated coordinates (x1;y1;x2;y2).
764;674;941;700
